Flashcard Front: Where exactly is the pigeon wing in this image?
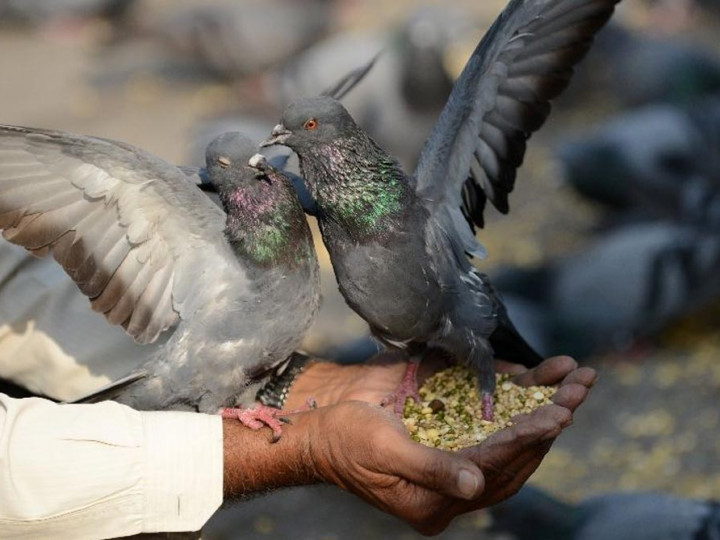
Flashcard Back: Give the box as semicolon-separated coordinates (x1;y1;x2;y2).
320;52;381;101
0;125;244;345
414;0;619;258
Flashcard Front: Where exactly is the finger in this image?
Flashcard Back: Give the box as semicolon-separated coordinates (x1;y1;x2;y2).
551;382;590;412
470;440;554;509
560;366;598;388
512;356;577;387
385;436;485;500
495;359;528;375
461;403;570;469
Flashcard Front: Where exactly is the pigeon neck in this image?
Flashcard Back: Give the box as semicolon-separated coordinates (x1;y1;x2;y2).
299;134;410;240
218;179;312;270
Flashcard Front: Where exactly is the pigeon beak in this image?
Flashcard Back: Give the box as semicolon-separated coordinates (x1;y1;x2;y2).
261;124;292;147
248;153;267;170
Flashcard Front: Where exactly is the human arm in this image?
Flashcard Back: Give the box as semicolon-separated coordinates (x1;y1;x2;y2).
0;395;223;539
0;355;592;538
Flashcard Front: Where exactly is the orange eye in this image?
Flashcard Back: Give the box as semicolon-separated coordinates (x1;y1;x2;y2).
303;118;318;130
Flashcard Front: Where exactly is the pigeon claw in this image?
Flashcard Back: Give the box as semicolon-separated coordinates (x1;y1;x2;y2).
221;404;285;442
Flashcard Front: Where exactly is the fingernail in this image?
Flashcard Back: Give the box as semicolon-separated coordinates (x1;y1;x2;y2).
457;469;480;499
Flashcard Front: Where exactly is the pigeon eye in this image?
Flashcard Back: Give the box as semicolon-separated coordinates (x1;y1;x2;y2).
218;156;231;168
303;119;318;131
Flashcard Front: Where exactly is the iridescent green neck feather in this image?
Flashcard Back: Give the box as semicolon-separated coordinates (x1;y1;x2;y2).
218;179;312;270
298;133;410;240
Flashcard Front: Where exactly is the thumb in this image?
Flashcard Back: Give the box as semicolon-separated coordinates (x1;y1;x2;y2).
386;434;485;500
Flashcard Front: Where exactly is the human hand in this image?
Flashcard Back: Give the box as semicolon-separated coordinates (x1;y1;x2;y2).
300;356;595;534
285;350;587;409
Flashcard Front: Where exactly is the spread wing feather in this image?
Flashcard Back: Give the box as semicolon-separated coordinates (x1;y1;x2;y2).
0;125;244;345
414;0;619;259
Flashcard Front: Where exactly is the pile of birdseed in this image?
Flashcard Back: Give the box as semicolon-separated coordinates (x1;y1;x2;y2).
403;366;556;450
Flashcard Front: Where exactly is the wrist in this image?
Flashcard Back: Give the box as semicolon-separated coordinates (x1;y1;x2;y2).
222;412;320;499
284;362;359;410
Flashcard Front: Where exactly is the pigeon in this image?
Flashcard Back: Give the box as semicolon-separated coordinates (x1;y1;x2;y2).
125;0;333;82
0;0;134;27
262;0;620;419
0;128;320;438
493;222;720;358
490;484;720;540
558;97;720;228
562;22;720;108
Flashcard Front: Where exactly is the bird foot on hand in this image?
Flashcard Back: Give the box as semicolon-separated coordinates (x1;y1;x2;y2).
481;392;494;422
381;370;422;416
382;358;423;415
221;404;288;442
381;387;422;416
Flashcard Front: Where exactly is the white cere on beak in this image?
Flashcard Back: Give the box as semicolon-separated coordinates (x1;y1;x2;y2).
249;153;267;168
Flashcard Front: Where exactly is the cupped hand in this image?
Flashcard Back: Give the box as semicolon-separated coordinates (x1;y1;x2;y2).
300;355;596;535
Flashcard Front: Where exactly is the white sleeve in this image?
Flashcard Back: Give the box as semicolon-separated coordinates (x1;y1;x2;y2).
0;395;224;539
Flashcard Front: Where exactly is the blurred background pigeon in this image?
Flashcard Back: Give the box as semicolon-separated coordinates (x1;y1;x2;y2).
0;0;134;28
113;0;335;83
561;22;720;108
490;485;720;540
557;97;720;227
494;222;720;358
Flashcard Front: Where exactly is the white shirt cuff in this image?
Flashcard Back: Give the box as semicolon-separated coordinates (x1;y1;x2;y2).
141;411;224;533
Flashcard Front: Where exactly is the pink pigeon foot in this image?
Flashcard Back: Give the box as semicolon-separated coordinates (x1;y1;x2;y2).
381;357;422;415
481;392;495;422
221;404;288;442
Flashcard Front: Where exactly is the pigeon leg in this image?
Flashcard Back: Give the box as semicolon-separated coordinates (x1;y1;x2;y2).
221;404;287;442
470;347;496;422
381;355;422;416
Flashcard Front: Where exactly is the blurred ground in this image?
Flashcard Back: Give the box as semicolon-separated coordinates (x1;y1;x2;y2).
1;1;720;538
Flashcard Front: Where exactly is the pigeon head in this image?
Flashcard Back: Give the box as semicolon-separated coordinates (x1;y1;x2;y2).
205;132;259;185
261;97;357;151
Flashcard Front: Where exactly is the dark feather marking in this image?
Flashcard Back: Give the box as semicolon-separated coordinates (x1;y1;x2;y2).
3;199;88;249
106;255;156;326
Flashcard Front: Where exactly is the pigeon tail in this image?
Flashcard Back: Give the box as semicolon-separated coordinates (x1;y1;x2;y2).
489;320;544;368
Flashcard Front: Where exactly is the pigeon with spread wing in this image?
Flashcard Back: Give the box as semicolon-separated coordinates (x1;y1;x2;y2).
0;128;319;438
263;0;620;419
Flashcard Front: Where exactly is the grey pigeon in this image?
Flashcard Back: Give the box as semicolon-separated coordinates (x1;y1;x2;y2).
263;0;620;418
0;0;134;26
0;127;319;436
494;222;720;358
558;97;720;228
127;0;333;81
490;485;720;540
563;22;720;108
